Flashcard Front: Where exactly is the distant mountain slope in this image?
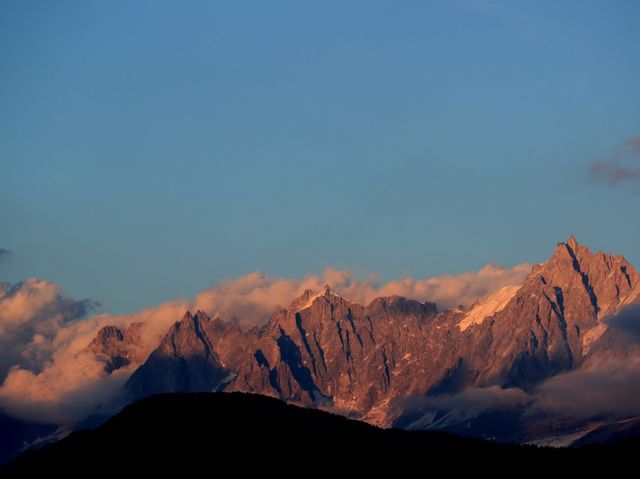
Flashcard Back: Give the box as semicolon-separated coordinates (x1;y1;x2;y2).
4;392;639;475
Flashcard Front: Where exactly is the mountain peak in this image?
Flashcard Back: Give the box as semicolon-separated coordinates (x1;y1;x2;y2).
566;235;579;251
536;236;640;320
550;236;593;266
289;286;351;312
125;311;228;400
554;235;590;258
93;325;125;344
87;323;145;374
194;310;211;321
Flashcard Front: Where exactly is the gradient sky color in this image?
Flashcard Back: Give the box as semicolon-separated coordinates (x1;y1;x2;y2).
2;0;640;314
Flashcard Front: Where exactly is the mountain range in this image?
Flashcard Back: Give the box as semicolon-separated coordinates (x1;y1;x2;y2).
84;236;640;444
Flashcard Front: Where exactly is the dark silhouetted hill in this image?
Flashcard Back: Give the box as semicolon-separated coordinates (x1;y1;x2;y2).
3;393;638;476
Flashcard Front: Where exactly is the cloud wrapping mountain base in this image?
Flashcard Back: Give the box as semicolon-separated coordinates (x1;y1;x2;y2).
2;236;639;440
398;347;640;436
534;348;640;419
0;264;529;424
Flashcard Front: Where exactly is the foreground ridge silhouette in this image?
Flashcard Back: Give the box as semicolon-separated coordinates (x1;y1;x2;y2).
3;392;638;476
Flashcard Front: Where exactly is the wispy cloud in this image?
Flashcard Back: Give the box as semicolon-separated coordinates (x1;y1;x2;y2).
0;249;12;264
589;136;640;187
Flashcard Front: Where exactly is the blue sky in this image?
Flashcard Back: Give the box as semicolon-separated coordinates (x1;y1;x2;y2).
2;0;640;314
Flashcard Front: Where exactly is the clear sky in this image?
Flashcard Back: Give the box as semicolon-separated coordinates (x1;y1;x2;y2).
2;0;640;314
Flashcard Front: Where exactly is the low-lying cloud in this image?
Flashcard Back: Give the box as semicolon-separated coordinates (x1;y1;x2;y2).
0;249;11;263
603;303;640;340
534;348;640;419
0;263;530;424
401;347;640;432
403;385;531;420
589;135;640;187
0;297;189;423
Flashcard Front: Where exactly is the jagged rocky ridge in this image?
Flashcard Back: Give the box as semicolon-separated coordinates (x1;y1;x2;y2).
92;237;640;427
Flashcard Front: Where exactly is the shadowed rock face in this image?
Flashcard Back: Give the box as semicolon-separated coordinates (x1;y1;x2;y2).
124;312;230;398
119;237;640;425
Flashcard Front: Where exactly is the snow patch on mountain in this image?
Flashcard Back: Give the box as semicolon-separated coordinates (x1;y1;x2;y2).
459;285;520;331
